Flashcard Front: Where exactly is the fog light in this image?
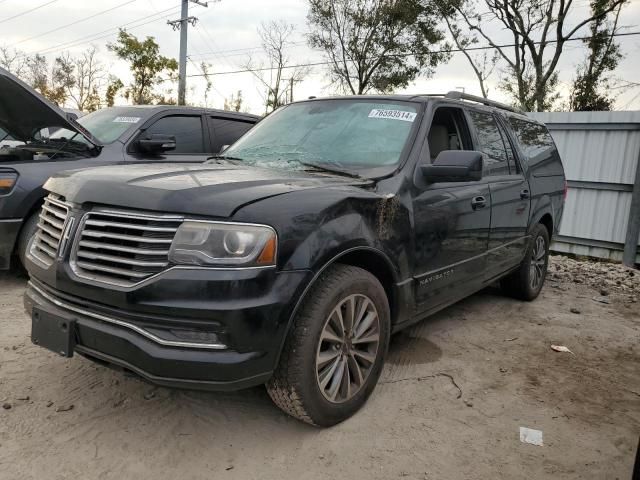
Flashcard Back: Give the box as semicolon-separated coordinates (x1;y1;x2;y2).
169;329;221;344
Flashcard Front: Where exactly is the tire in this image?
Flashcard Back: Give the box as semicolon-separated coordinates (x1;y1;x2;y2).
501;223;550;301
267;264;390;427
16;210;40;268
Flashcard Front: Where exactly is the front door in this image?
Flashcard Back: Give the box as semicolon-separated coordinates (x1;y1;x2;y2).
133;114;211;162
466;109;531;279
412;106;491;312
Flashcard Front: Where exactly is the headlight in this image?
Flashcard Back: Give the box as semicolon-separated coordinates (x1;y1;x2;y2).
168;221;277;267
0;171;18;195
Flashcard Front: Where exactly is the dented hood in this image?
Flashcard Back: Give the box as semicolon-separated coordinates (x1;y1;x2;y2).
0;67;100;146
44;162;372;218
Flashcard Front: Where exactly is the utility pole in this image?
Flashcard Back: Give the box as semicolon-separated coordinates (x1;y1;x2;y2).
287;77;303;104
168;0;209;105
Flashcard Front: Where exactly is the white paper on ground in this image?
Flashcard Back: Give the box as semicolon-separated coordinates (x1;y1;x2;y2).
519;427;543;446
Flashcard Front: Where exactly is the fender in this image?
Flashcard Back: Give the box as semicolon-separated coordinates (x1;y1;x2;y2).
273;245;399;368
528;193;555;234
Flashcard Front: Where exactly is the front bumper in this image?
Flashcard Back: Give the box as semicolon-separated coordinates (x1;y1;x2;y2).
0;218;22;269
25;268;312;391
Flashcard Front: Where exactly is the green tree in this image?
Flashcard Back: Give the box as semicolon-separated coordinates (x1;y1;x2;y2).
307;0;450;95
105;76;124;107
107;29;178;104
24;54;68;106
569;0;624;111
224;90;244;112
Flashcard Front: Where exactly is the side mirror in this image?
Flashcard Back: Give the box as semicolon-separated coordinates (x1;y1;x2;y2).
422;150;483;183
137;134;176;154
220;144;230;153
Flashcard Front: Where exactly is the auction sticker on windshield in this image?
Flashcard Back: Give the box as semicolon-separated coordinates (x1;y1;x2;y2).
113;116;141;123
368;109;417;122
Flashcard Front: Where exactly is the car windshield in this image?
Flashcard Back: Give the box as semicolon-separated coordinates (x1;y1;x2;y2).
49;107;147;144
222;99;420;175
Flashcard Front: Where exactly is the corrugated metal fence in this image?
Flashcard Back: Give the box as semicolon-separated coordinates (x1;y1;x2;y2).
527;111;640;265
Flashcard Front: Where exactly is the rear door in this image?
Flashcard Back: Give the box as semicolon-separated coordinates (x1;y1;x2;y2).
412;105;491;312
467;109;531;280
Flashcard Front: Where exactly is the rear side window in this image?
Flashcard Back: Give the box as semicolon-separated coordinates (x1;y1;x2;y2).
508;118;555;168
468;110;510;176
210;117;255;153
145;115;204;154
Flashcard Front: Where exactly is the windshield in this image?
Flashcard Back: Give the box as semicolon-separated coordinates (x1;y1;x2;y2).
49;107;147;144
223;99;420;175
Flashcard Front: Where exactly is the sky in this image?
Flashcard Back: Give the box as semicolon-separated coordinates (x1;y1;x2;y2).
1;0;640;114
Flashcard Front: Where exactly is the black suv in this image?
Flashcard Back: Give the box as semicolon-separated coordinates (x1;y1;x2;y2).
0;67;259;270
24;92;566;426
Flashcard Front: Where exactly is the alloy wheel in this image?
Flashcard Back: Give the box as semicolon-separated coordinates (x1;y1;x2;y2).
315;294;380;404
529;236;547;290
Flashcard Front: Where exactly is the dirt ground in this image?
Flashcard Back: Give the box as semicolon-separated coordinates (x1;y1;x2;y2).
0;257;638;480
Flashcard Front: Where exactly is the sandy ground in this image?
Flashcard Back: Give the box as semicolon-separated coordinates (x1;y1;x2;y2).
0;257;638;480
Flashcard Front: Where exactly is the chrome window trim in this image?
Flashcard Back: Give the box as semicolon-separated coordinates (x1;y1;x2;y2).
28;281;227;350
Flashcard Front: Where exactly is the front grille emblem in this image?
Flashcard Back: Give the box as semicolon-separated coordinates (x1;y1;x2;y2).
58;216;76;259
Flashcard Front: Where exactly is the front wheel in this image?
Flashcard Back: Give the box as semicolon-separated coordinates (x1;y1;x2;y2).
17;211;40;269
501;223;550;301
267;264;390;427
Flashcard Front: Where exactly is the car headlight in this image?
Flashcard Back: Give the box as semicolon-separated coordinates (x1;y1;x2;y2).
168;221;277;267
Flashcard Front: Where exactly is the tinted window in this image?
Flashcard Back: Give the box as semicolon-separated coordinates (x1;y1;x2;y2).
469;110;509;176
146;115;204;154
210;118;254;153
496;120;520;174
508;118;555;168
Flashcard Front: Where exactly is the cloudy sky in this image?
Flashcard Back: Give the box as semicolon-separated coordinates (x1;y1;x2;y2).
2;0;640;113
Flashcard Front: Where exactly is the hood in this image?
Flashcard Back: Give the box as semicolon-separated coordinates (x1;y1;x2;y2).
0;67;100;146
44;163;373;218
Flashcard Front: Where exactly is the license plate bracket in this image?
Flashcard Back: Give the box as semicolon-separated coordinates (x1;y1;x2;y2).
31;307;75;358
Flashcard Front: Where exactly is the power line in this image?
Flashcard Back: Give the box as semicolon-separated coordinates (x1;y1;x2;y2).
22;6;180;57
0;0;59;25
8;0;139;47
187;41;306;59
180;31;640;79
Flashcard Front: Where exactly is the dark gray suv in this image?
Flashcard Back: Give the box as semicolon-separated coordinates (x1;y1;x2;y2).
0;67;259;270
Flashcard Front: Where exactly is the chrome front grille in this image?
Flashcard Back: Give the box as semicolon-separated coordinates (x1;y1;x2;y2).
31;194;70;265
71;210;183;287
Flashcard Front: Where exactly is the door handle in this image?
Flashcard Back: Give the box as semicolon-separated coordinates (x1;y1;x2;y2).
471;196;487;210
520;189;530;199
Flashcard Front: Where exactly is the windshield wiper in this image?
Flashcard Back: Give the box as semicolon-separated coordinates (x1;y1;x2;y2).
206;155;245;164
298;160;362;179
24;137;95;157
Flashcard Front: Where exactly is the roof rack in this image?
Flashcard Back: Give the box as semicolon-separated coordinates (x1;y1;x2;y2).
443;91;523;114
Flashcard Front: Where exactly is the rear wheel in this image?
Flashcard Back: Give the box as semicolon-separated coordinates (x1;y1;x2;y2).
267;264;390;427
501;223;550;301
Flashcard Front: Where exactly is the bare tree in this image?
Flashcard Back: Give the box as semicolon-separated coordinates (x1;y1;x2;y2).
0;46;26;77
450;0;629;111
54;47;105;112
244;20;309;114
436;3;498;98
